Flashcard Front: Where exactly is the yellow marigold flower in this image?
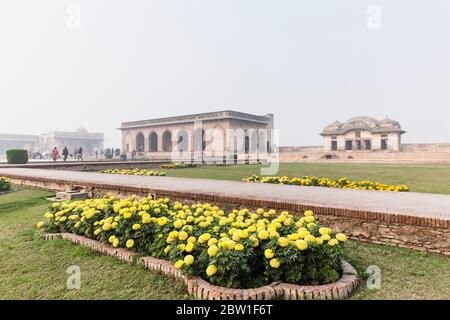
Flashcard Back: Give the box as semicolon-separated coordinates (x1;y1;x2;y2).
305;216;315;223
269;258;281;269
232;232;241;241
169;231;179;239
36;221;45;228
60;216;67;222
298;229;310;238
185;243;195;252
256;208;264;214
132;223;141;231
142;216;151;224
238;229;249;239
269;231;280;238
178;231;189;241
208;245;219;257
126;239;134;248
321;234;331;241
108;235;116;243
278;237;290;247
304;210;314;217
287;233;300;241
328;239;339;246
164;245;171;254
258;230;269;240
336;233;347;242
235;243;244;251
198;233;211;244
187;236;196;244
154;208;161;214
157;217;168;226
184;255;194;265
123;212;132;219
304;234;316;243
207;238;218;246
264;249;275;259
315;237;324;245
177;244;186;251
74;222;81;228
173;220;183;229
94;228;101;235
206;265;217;276
175;260;184;269
113;238;119;247
295;239;308;250
100;222;110;231
319;227;331;235
224;240;235;250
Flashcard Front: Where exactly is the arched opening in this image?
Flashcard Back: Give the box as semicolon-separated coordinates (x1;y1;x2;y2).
176;129;189;152
149;132;158;152
136;133;145;152
244;136;250;153
194;128;206;151
162;131;172;152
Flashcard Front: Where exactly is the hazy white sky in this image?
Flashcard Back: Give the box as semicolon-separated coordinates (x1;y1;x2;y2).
1;0;449;147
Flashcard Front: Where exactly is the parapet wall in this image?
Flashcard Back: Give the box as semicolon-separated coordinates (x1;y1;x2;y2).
279;143;450;164
6;172;450;256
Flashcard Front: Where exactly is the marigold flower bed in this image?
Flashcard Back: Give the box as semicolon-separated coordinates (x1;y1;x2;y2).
100;169;166;176
160;163;197;169
243;175;409;192
37;195;352;291
0;177;12;192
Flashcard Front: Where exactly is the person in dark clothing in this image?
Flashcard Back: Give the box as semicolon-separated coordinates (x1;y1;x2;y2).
77;147;83;161
62;146;69;162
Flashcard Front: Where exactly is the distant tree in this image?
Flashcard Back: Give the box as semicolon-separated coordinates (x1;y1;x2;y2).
114;148;121;157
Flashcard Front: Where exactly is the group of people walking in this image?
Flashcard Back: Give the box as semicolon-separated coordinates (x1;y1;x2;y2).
51;146;84;162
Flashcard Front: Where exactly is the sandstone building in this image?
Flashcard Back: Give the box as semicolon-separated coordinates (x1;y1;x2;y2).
0;134;40;157
40;127;104;156
321;116;406;152
119;110;274;161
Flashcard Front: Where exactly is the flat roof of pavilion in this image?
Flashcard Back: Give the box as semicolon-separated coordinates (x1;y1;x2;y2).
119;110;273;130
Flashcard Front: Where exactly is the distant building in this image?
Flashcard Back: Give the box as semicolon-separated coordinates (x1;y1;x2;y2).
0;134;40;157
119;110;274;161
321;116;406;152
40;127;104;156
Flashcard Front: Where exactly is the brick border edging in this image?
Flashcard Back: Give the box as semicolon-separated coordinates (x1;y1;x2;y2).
43;233;358;300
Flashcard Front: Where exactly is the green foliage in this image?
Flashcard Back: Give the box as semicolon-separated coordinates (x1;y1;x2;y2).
0;177;12;192
104;148;114;159
6;149;28;164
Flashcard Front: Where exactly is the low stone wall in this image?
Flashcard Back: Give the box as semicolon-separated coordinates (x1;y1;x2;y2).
10;175;450;255
0;160;170;171
280;150;450;164
44;233;358;300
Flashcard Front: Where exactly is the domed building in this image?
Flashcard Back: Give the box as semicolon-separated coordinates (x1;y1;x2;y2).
321;116;406;152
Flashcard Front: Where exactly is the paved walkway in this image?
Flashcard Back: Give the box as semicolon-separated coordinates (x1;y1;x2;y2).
1;168;449;220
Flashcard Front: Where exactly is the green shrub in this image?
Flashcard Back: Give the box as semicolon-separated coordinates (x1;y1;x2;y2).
104;148;114;159
0;177;12;192
6;149;28;164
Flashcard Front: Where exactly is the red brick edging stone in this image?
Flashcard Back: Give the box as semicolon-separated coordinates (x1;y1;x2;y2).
44;233;358;300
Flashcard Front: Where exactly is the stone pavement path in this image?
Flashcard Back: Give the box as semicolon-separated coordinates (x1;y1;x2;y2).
1;168;449;220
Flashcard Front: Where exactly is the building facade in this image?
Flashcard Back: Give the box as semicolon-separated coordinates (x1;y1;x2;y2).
40;127;104;156
119;110;274;161
0;134;40;157
321;116;406;152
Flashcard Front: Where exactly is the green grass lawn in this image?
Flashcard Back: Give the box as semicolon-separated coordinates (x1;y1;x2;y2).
1;187;450;299
0;188;189;299
163;163;450;194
